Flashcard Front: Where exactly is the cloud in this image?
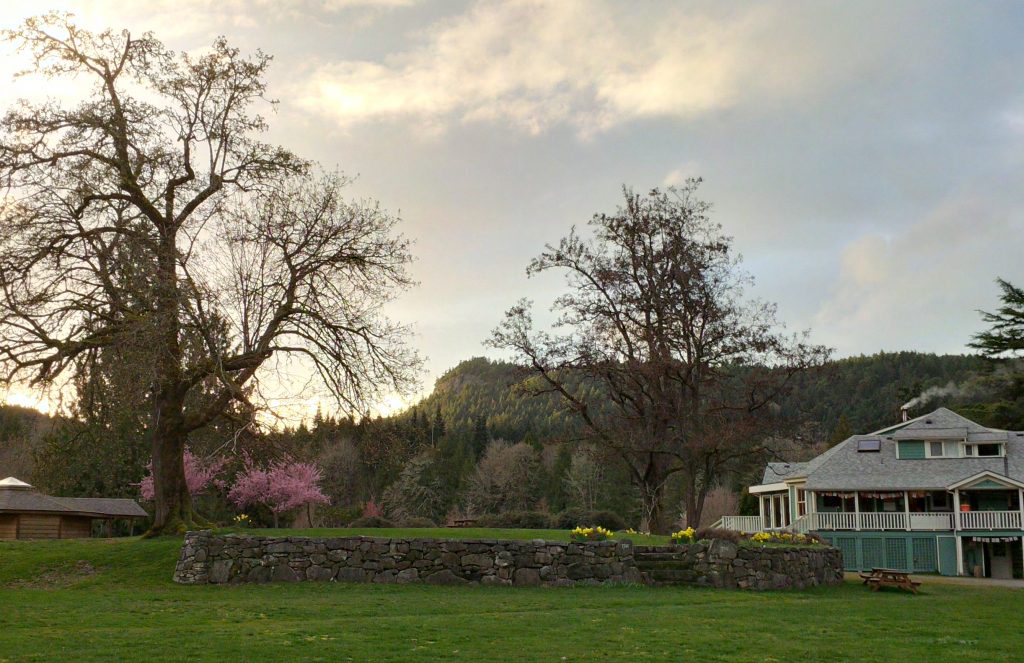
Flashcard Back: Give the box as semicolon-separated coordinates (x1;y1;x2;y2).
663;161;702;187
294;0;831;137
812;191;1024;354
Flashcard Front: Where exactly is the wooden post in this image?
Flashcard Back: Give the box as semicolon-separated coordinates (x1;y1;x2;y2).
1017;489;1023;531
956;536;964;577
854;492;861;531
904;491;911;531
954;490;962;531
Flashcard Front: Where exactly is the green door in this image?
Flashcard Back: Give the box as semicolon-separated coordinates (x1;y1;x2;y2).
937;536;958;576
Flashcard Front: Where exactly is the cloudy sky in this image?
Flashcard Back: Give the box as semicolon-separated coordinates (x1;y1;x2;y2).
1;0;1022;412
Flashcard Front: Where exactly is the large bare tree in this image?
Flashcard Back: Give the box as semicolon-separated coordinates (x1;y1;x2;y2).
0;15;419;534
489;182;829;532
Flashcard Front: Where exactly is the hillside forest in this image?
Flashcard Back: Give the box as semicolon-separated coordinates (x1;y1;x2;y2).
2;348;1021;531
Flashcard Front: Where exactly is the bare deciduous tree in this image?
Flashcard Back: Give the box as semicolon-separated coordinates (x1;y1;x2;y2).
0;15;418;534
489;182;829;532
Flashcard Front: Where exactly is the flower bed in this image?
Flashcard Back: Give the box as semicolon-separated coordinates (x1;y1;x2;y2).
569;526;614;542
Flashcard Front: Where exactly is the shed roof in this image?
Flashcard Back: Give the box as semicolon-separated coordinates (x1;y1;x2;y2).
0;478;147;518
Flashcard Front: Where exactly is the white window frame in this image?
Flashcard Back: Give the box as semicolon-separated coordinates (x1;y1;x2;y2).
925;440;960;458
962;442;1005;458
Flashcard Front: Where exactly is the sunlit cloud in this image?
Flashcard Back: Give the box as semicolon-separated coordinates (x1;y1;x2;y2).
294;1;827;137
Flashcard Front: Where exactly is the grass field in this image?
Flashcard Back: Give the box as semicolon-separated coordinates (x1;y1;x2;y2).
1;529;1021;662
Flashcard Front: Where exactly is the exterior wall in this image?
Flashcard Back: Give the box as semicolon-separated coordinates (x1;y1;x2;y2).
818;531;947;575
59;516;93;539
0;514;17;539
15;514;61;539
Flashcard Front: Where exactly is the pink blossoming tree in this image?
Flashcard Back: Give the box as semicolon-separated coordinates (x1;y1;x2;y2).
229;457;330;527
139;448;227;502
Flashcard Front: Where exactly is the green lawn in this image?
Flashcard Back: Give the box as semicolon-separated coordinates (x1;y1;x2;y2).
0;530;1020;662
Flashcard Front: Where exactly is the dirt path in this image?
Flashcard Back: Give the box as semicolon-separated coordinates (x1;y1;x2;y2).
845;571;1024;589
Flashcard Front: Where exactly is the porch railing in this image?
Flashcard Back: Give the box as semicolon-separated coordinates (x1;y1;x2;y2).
716;515;762;533
724;509;1023;533
958;510;1022;531
795;512;955;531
908;513;954;530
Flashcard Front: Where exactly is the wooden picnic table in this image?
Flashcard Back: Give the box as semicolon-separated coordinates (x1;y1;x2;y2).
448;518;478;528
859;567;921;594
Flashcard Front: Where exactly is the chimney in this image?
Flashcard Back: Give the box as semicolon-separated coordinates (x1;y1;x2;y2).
900;406;910;423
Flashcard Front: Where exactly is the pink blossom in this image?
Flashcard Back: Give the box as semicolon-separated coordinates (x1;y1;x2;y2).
362;499;382;518
228;456;330;514
138;448;228;501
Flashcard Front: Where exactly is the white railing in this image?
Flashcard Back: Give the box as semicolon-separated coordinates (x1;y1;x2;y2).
859;512;906;531
717;515;763;533
909;513;953;530
958;511;1022;531
730;508;1022;533
809;512;859;531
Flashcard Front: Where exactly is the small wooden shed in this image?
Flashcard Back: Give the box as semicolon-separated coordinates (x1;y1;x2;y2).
0;477;147;539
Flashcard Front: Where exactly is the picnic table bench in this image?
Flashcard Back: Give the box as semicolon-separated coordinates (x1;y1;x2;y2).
859;568;921;594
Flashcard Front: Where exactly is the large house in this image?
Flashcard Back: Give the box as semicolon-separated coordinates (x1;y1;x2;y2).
721;408;1024;578
0;477;147;539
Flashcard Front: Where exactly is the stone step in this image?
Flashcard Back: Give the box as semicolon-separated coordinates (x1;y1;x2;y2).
634;559;693;570
646;569;696;583
633;552;687;562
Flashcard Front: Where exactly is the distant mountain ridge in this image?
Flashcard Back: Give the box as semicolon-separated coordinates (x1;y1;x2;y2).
407;352;994;443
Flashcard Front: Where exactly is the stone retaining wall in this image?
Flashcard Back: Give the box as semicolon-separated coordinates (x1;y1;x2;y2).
173;531;645;586
634;540;844;590
172;531;843;590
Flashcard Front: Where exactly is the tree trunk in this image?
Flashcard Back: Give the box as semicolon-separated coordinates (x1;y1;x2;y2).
638;478;672;534
145;390;199;536
144;230;197;537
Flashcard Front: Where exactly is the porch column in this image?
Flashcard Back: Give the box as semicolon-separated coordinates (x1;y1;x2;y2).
904;491;911;531
854;492;861;531
956;536;964;576
769;496;776;530
953;490;962;531
1018;489;1023;531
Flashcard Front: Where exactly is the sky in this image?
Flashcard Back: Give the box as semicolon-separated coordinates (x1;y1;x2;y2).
1;0;1023;415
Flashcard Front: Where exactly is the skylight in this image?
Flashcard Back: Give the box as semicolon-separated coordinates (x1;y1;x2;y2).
857;439;881;452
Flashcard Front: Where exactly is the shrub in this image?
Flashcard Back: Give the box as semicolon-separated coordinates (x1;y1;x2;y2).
587;510;628;531
398;516;437;528
348;515;396;528
553;508;587;530
476;510;553;529
695;527;744;544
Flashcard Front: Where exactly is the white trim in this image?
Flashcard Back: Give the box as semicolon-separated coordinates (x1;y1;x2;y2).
947;471;1024;491
749;482;788;494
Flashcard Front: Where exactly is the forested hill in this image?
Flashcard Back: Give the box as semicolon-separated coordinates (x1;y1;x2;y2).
409;352;995;444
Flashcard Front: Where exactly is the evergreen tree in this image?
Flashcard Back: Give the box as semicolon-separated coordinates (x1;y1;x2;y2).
472;415;490;459
971;279;1024;357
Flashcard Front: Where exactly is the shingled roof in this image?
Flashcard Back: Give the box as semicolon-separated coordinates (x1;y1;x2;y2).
757;408;1024;491
0;478;147;518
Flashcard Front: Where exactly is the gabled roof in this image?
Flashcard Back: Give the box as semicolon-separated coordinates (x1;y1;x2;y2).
0;478;147;518
947;471;1024;491
766;408;1024;491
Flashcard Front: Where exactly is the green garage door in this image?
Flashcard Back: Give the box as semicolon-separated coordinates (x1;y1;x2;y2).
937;536;958;576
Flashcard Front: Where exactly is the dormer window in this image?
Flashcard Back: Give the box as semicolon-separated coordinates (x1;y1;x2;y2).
964;443;1004;458
926;441;957;458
